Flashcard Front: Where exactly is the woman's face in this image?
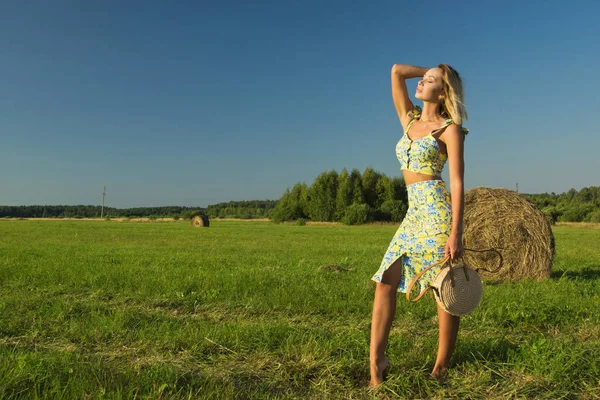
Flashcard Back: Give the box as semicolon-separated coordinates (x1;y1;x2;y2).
415;67;444;102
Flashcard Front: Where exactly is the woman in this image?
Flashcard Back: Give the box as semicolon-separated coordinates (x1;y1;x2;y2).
369;63;468;386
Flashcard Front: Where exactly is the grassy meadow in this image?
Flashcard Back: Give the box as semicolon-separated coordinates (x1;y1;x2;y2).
0;219;599;399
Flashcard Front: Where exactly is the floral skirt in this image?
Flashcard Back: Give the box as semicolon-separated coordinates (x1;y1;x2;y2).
371;179;452;296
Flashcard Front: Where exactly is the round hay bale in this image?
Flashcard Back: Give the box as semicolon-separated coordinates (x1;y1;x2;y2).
191;215;210;228
462;187;554;281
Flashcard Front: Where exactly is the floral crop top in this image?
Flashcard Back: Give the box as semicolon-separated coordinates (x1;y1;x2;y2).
396;106;469;176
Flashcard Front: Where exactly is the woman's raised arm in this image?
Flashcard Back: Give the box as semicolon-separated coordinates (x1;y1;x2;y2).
391;64;429;130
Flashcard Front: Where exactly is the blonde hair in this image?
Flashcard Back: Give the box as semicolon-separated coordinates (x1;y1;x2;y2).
437;64;467;125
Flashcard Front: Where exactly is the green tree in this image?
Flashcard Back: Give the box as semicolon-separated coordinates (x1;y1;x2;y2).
270;186;307;223
349;168;365;205
286;182;309;220
361;167;380;208
307;170;338;221
342;203;372;225
335;168;353;221
392;177;408;203
375;175;395;208
380;199;408;223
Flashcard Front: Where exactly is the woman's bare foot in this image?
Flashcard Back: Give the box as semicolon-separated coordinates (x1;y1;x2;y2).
369;355;390;386
429;366;448;381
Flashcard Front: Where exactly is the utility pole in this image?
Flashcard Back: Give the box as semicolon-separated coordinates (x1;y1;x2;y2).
516;182;519;194
101;186;106;218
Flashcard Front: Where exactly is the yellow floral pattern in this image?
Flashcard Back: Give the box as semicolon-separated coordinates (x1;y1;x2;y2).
371;179;453;297
396;106;468;176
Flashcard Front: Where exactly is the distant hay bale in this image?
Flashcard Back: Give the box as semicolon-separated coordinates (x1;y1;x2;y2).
191;215;210;228
462;187;554;281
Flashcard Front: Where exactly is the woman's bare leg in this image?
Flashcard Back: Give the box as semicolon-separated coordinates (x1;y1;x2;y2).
431;303;460;379
369;257;403;386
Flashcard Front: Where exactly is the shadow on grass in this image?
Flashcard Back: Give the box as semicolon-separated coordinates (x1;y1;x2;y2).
551;265;600;280
450;337;519;368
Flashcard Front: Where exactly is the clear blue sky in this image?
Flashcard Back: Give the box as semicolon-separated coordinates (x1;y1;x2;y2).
2;0;599;208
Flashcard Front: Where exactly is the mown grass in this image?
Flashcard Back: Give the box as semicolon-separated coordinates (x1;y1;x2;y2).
0;220;599;399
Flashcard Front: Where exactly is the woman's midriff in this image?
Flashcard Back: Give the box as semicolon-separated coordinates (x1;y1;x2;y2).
402;170;443;186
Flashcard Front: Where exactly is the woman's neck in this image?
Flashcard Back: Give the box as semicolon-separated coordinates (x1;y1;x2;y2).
419;102;444;122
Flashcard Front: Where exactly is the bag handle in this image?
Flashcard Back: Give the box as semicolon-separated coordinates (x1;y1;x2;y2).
406;254;451;302
462;247;504;274
405;247;503;303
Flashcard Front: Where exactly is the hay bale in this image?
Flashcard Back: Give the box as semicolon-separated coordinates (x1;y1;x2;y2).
191;215;210;228
462;187;554;281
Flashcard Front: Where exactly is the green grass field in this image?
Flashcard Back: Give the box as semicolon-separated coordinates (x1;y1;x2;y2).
0;220;599;399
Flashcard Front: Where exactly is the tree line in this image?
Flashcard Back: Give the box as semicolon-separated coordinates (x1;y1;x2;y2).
268;168;600;225
0;200;277;219
0;205;207;219
523;186;600;223
2;174;598;224
269;168;408;224
205;200;278;219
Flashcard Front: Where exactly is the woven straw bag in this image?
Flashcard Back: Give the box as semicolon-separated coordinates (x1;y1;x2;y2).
406;248;503;316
